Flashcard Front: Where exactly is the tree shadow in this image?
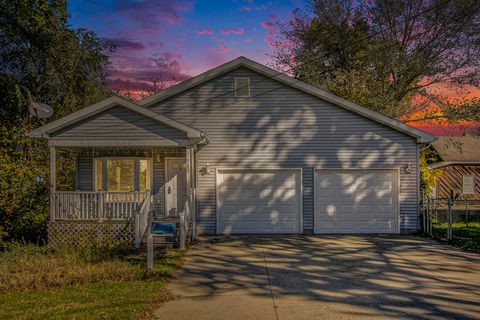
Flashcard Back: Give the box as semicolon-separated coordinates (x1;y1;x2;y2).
151;66;419;233
172;236;480;319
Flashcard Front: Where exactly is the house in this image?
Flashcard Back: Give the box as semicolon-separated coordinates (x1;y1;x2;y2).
429;135;480;200
30;57;435;246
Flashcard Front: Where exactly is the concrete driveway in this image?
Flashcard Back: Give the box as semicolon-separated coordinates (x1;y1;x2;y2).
155;236;480;320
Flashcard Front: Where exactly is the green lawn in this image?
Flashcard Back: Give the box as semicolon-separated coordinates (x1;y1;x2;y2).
0;279;173;320
0;246;184;320
432;221;480;251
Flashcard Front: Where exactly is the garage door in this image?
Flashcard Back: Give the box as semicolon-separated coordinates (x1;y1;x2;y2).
217;169;301;234
314;169;399;234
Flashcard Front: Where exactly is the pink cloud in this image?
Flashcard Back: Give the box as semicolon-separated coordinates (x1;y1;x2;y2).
264;31;290;49
108;52;190;85
105;38;146;51
264;31;276;49
196;28;213;35
209;37;230;53
231;28;244;35
244;37;253;44
260;21;276;30
216;42;229;53
241;4;267;12
114;0;193;28
221;28;245;35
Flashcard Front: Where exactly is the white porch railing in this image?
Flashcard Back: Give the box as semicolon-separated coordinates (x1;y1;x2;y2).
52;191;150;221
134;190;151;249
179;197;192;249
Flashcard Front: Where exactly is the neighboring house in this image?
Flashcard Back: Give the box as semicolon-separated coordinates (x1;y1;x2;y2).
30;56;435;245
429;135;480;200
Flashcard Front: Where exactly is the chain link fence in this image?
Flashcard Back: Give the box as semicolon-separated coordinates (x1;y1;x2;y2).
421;196;480;250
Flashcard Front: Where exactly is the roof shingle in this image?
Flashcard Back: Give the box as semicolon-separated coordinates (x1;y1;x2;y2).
432;135;480;162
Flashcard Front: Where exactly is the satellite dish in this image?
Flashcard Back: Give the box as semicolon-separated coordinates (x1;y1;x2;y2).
29;102;53;119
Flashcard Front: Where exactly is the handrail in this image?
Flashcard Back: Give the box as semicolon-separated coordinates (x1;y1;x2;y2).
179;197;192;249
134;190;151;249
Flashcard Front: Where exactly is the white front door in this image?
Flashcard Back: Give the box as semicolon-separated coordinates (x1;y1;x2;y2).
165;158;187;215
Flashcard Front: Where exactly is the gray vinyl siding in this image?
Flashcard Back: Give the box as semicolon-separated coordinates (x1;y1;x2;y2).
150;67;420;234
50;105;188;143
74;148;185;216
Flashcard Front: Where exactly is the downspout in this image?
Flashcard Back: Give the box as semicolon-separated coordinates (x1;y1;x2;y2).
188;133;209;238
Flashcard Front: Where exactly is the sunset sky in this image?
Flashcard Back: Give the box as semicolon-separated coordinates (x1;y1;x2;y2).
68;0;478;136
68;0;301;92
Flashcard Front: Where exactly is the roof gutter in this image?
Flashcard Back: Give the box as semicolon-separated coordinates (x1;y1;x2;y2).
427;161;480;170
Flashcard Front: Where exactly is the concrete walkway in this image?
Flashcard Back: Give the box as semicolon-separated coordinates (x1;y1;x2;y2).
155;236;480;320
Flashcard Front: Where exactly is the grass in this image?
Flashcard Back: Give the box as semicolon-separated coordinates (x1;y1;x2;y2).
432;221;480;251
0;245;184;319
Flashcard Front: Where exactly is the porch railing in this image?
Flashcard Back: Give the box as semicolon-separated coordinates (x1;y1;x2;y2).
179;197;192;249
134;190;151;248
52;191;150;221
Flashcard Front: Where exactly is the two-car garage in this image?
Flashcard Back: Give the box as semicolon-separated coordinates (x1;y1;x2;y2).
216;168;399;235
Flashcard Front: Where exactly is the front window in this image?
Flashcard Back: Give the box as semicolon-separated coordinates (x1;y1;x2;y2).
95;158;151;192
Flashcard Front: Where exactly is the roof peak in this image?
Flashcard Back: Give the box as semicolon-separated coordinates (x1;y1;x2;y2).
138;56;435;143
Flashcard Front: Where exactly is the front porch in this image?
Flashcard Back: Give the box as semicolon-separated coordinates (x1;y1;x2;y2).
29;96;207;252
48;146;198;251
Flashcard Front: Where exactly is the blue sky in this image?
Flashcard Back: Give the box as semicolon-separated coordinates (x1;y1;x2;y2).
68;0;305;94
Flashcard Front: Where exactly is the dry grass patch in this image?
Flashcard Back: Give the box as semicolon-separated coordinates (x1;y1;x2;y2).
0;246;184;319
0;246;146;293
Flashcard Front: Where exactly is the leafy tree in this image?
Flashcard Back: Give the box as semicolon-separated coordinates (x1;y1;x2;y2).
419;150;442;198
0;0;114;243
273;0;480;125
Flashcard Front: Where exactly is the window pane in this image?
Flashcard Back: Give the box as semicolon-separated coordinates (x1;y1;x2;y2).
95;160;103;191
463;176;474;194
106;159;134;192
139;159;151;192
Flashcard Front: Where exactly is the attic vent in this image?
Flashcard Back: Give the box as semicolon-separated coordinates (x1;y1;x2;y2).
235;77;250;97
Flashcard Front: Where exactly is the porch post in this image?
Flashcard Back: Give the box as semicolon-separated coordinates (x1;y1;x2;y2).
186;147;192;232
49;145;56;222
191;147;197;239
186;147;192;200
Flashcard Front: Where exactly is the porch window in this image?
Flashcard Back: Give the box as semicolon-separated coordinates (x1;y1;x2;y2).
94;158;152;192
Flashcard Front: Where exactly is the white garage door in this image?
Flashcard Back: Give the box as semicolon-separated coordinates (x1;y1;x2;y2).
217;169;301;234
314;169;399;234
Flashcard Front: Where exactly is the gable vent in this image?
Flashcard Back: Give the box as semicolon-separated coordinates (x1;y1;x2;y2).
235;77;250;97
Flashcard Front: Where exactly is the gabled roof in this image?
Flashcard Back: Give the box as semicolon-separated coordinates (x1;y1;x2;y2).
139;56;436;143
29;95;204;139
431;135;480;162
